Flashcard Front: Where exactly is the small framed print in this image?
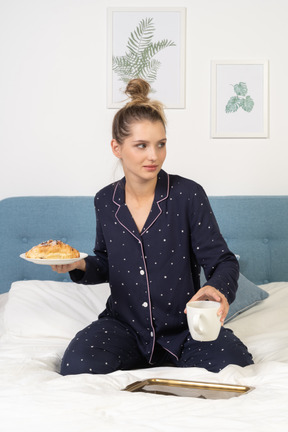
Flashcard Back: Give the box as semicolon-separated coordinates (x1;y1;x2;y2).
107;7;186;109
211;60;269;138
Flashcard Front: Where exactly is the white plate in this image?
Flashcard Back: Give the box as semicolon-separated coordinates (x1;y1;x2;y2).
20;252;88;266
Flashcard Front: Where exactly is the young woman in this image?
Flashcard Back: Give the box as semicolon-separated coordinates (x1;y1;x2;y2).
52;79;253;375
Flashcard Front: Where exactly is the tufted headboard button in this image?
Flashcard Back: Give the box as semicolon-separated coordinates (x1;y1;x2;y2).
22;237;28;243
263;238;269;244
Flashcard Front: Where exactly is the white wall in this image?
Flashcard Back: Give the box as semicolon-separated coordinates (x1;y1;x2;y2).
1;0;288;199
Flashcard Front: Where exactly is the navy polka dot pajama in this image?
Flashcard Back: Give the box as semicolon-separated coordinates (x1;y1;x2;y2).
65;171;254;375
61;318;252;375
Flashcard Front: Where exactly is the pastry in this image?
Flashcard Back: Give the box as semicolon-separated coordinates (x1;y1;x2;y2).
25;240;80;259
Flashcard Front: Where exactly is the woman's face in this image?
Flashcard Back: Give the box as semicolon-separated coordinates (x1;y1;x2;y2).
111;120;167;184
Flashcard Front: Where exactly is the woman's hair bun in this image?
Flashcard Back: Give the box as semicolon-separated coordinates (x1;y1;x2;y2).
125;78;150;103
112;78;166;143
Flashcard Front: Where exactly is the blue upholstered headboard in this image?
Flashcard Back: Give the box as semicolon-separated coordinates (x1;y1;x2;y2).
0;196;287;294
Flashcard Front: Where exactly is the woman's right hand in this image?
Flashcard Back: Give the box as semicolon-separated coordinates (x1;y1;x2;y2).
51;258;86;274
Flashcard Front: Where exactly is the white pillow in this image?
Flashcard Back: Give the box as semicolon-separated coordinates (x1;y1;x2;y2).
3;280;110;339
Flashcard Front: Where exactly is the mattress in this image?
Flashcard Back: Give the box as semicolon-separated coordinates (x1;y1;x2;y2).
0;281;288;432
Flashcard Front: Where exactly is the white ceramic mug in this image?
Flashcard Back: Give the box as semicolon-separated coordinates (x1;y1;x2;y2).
186;301;221;342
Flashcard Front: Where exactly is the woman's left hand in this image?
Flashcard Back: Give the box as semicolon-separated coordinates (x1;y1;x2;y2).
186;285;229;325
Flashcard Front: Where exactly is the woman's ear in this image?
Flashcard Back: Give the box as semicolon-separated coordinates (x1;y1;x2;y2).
111;139;122;159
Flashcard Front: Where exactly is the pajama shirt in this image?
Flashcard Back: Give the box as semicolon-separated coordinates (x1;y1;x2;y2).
62;170;253;375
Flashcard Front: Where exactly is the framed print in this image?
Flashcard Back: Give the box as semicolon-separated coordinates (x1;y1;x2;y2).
107;7;186;109
211;60;269;138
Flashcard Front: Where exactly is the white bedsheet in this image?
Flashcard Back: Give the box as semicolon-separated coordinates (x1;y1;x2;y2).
0;282;288;432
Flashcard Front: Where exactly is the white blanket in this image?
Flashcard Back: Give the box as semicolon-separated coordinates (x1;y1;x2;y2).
0;282;288;432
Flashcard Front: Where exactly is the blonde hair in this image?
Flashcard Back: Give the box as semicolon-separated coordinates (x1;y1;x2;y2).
112;79;166;144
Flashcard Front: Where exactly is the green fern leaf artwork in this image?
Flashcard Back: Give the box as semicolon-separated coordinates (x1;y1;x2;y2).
225;82;254;114
112;17;176;89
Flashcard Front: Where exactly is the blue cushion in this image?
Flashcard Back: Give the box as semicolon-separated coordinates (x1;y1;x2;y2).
200;271;269;323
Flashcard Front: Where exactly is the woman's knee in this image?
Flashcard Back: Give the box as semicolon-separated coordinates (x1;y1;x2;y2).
218;328;254;368
179;328;253;372
60;345;122;375
59;318;143;376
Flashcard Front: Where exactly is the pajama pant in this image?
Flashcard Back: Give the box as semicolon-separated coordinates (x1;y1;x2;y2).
60;317;253;375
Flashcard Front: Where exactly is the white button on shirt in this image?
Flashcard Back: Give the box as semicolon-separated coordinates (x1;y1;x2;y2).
140;270;145;275
142;302;148;307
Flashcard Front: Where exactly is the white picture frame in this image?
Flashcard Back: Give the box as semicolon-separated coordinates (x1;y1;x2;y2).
107;7;186;109
211;60;269;138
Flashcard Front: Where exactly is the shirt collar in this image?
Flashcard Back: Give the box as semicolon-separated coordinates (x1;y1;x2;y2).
113;169;169;207
112;170;170;236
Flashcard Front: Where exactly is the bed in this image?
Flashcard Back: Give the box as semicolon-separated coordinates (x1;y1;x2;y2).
0;195;288;431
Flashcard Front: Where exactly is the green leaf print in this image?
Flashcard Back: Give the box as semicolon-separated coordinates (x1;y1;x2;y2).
225;96;242;113
242;95;254;112
225;82;254;114
112;17;176;88
233;82;248;97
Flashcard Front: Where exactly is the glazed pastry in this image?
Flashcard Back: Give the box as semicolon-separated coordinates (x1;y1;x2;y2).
25;240;80;259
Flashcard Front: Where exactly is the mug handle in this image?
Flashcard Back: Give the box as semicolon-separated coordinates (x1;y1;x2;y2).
193;314;204;335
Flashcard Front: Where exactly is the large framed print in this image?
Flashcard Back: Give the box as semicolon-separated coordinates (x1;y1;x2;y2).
107;8;186;109
211;60;269;138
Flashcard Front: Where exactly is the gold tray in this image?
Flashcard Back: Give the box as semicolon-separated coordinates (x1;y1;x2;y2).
123;378;254;399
